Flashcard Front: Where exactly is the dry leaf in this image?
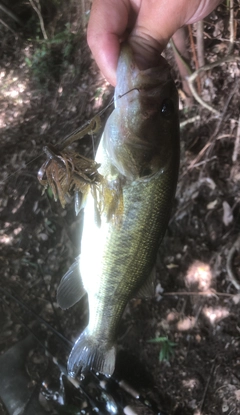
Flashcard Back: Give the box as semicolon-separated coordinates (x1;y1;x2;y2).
207;199;217;210
222;201;233;226
232;294;240;305
166;263;179;269
235;390;240;401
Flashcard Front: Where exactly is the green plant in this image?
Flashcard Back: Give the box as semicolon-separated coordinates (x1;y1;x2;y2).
25;24;77;87
148;336;177;362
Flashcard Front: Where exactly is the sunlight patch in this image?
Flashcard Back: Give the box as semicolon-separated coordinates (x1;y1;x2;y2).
185;260;212;291
93;79;111;110
11;195;25;214
182;377;200;390
177;316;196;331
0;70;29;129
203;306;229;325
0;234;13;244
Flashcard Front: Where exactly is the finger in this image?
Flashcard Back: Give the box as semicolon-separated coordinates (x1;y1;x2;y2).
186;0;223;24
87;0;131;85
129;0;187;69
128;0;222;69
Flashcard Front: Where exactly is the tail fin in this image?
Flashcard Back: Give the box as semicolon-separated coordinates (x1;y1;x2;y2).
67;329;116;378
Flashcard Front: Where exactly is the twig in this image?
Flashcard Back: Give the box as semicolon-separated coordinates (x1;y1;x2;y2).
226;236;240;291
188;24;201;94
0;2;23;25
187;141;212;171
187;55;240;116
171;28;193;104
0;17;17;34
81;0;86;28
196;20;205;94
187;78;239;170
163;291;234;298
180;115;200;128
211;79;239;137
227;0;235;55
199;357;217;413
217;134;236;141
232;116;240;162
204;35;240;44
29;0;48;40
188;156;217;169
196;20;205;85
187;83;220;115
188;55;240;82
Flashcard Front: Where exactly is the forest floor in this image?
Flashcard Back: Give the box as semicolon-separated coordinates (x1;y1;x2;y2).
0;1;240;414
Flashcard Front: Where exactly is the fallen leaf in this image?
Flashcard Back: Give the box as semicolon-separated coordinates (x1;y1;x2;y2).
235;390;240;401
207;199;218;210
166;264;179;269
232;294;240;305
222;201;233;226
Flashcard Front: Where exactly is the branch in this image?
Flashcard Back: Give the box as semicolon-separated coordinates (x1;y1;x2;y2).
227;0;235;55
0;17;17;34
188;24;201;94
180;115;200;129
0;2;23;25
29;0;48;40
226;237;240;291
232;116;240;163
187;55;240;116
196;20;205;68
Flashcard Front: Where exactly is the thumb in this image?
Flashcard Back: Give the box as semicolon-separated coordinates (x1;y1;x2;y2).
128;32;166;70
128;0;222;69
128;0;180;69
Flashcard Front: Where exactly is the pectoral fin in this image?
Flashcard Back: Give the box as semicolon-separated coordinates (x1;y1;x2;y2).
136;266;156;298
57;256;86;309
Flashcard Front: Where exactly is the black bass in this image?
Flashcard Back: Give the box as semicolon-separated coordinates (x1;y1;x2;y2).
57;44;180;378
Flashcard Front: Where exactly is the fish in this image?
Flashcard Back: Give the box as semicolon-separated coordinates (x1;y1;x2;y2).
57;43;180;378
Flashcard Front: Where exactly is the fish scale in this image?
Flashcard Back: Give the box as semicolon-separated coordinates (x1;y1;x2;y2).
57;43;180;378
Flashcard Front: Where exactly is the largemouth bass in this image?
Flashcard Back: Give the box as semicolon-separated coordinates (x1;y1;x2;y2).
57;43;180;378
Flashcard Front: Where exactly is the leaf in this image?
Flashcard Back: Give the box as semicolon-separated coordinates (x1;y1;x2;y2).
148;337;177;362
207;199;218;210
148;336;168;344
222;201;233;226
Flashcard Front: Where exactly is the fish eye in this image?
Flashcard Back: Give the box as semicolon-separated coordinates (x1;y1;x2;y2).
161;98;174;118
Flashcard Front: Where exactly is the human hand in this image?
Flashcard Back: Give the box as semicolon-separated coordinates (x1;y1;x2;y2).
87;0;222;86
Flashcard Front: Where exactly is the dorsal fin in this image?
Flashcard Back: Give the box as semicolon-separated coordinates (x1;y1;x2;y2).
57;256;86;309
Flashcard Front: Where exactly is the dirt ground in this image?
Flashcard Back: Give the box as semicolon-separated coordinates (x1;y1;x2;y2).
0;1;240;414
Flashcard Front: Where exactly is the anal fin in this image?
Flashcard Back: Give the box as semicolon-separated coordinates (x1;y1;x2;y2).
57;256;86;309
136;266;156;299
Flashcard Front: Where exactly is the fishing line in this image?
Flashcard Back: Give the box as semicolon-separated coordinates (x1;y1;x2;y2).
0;294;105;413
37;262;65;336
1;288;167;415
117;87;140;99
91;132;96;158
1;294;59;356
0;287;72;349
2;88;136;184
3;152;44;183
2;99;114;184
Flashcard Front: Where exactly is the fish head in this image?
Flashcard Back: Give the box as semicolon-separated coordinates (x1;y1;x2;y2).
104;43;179;180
